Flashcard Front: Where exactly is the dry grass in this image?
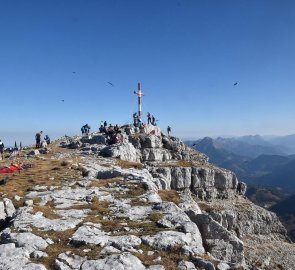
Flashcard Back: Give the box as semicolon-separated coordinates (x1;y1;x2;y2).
162;160;193;168
116;159;144;169
32;205;62;219
149;212;163;222
197;200;226;212
134;244;188;270
114;182;147;199
158;190;181;205
31;226;103;268
0;157;82;202
61;197;110;215
88;177;122;188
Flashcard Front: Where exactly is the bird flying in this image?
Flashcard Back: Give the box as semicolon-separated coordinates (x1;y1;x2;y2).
61;100;65;102
107;82;114;86
234;82;238;86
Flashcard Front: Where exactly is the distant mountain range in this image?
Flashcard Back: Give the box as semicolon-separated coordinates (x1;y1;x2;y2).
186;134;295;242
185;135;295;192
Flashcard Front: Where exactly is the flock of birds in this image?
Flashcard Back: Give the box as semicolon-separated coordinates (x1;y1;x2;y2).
60;74;239;102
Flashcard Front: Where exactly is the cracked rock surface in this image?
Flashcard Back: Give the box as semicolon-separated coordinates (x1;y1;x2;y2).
0;131;294;269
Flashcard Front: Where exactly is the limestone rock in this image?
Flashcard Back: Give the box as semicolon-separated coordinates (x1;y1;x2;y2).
177;260;197;270
170;167;192;189
0;198;15;226
139;134;163;148
188;213;244;264
81;134;107;145
1;229;48;254
0;242;46;270
70;225;110;247
141;148;172;162
81;253;146;270
101;142;139;162
54;252;87;270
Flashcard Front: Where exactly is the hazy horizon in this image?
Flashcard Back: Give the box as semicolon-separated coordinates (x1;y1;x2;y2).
1;1;295;146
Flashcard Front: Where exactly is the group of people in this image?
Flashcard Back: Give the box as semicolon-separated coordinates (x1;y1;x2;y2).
35;131;50;148
132;112;158;128
81;124;91;135
79;111;172;144
147;112;157;125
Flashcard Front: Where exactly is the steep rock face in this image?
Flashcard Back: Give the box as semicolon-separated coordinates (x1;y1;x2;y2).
150;166;240;200
200;198;287;238
188;213;244;264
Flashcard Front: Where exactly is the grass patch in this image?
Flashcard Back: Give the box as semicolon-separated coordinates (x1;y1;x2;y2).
31;226;103;268
88;177;122;188
127;220;164;236
134;244;188;270
61;197;110;215
116;159;144;169
114;182;147;199
32;205;62;219
149;212;163;222
197;200;225;212
0;157;82;200
158;190;181;205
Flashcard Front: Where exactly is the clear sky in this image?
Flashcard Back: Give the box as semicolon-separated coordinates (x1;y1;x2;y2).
1;0;295;146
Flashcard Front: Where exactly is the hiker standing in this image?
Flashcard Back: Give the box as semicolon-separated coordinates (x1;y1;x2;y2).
0;139;4;160
81;126;85;135
167;126;171;136
133;112;140;127
147;112;151;124
35;131;43;148
151;115;156;125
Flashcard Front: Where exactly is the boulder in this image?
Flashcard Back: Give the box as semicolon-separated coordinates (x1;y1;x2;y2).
100;142;139;162
188;213;244;264
0;198;15;226
81;134;107;145
0;230;48;254
81;253;146;270
139;134;163;148
54;252;87;270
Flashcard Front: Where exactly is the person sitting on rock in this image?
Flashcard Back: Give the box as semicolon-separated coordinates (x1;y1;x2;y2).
44;135;51;145
114;124;120;133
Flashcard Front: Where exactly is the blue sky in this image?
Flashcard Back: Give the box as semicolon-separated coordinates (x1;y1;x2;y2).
1;0;295;145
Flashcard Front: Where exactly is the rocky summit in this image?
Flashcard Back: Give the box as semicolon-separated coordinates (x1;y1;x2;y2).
0;126;294;270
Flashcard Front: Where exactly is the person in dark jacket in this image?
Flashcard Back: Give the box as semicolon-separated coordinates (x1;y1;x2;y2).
35;131;43;148
167;126;171;136
0;139;4;160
